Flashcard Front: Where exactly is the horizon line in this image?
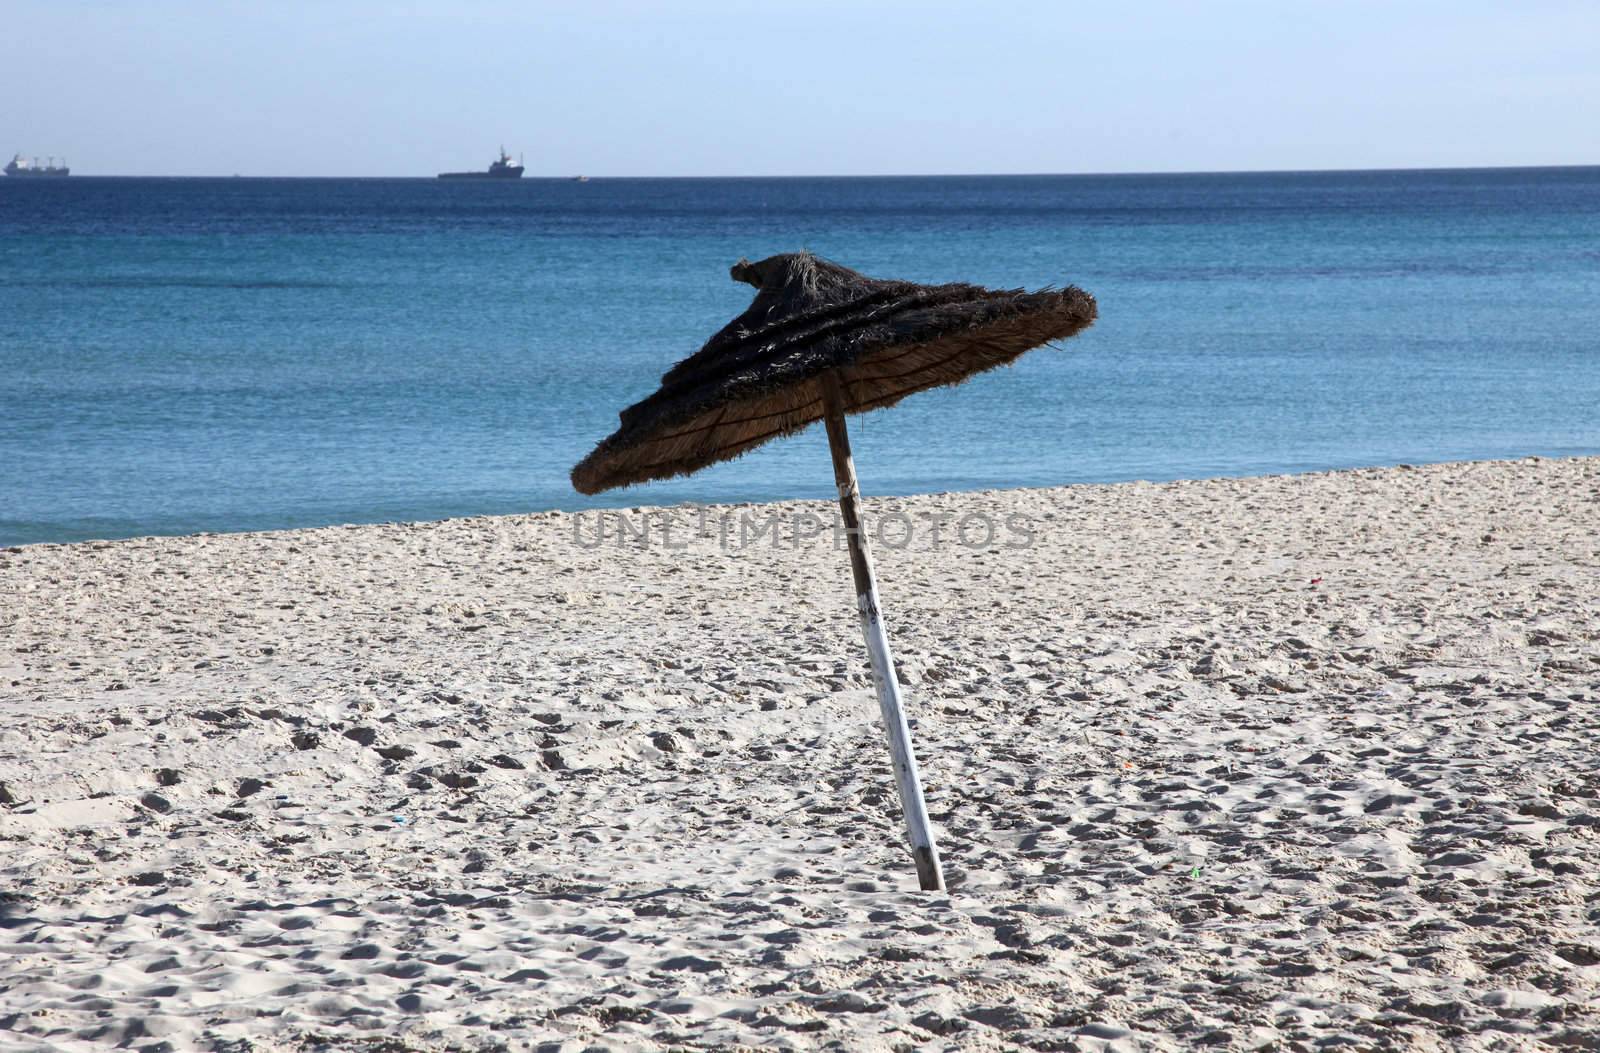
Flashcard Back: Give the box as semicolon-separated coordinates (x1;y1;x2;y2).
14;161;1599;181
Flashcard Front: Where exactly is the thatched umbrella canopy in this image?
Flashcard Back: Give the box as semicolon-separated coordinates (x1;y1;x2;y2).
571;252;1096;495
572;253;1096;891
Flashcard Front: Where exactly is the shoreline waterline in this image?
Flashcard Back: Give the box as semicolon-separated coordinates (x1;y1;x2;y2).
4;452;1590;550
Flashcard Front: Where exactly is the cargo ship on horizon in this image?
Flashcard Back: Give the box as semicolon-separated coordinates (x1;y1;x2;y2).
5;153;69;177
438;147;524;180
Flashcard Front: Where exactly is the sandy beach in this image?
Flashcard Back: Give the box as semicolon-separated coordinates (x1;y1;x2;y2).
2;456;1597;1051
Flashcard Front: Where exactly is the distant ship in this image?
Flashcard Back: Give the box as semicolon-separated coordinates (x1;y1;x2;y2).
438;147;524;180
5;153;69;178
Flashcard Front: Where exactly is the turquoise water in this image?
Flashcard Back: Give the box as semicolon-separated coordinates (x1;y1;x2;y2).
2;169;1598;546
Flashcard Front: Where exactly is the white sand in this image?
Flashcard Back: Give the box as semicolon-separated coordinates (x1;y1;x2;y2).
2;457;1597;1051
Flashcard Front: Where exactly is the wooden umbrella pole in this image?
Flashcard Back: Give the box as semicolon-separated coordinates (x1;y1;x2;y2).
819;371;945;892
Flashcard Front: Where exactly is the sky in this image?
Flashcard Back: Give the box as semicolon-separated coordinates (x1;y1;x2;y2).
6;0;1598;177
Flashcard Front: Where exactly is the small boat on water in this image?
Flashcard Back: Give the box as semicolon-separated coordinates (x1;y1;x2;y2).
438;147;524;180
572;175;589;183
5;153;70;178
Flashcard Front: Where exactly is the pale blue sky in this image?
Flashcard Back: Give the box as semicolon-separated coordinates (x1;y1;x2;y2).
8;1;1598;177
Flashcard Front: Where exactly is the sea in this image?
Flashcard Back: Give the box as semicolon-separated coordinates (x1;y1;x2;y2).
2;168;1598;546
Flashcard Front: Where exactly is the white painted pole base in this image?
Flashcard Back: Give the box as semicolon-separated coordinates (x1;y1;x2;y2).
820;371;946;892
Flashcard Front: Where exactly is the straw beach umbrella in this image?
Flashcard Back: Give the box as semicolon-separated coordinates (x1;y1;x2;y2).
572;252;1096;890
